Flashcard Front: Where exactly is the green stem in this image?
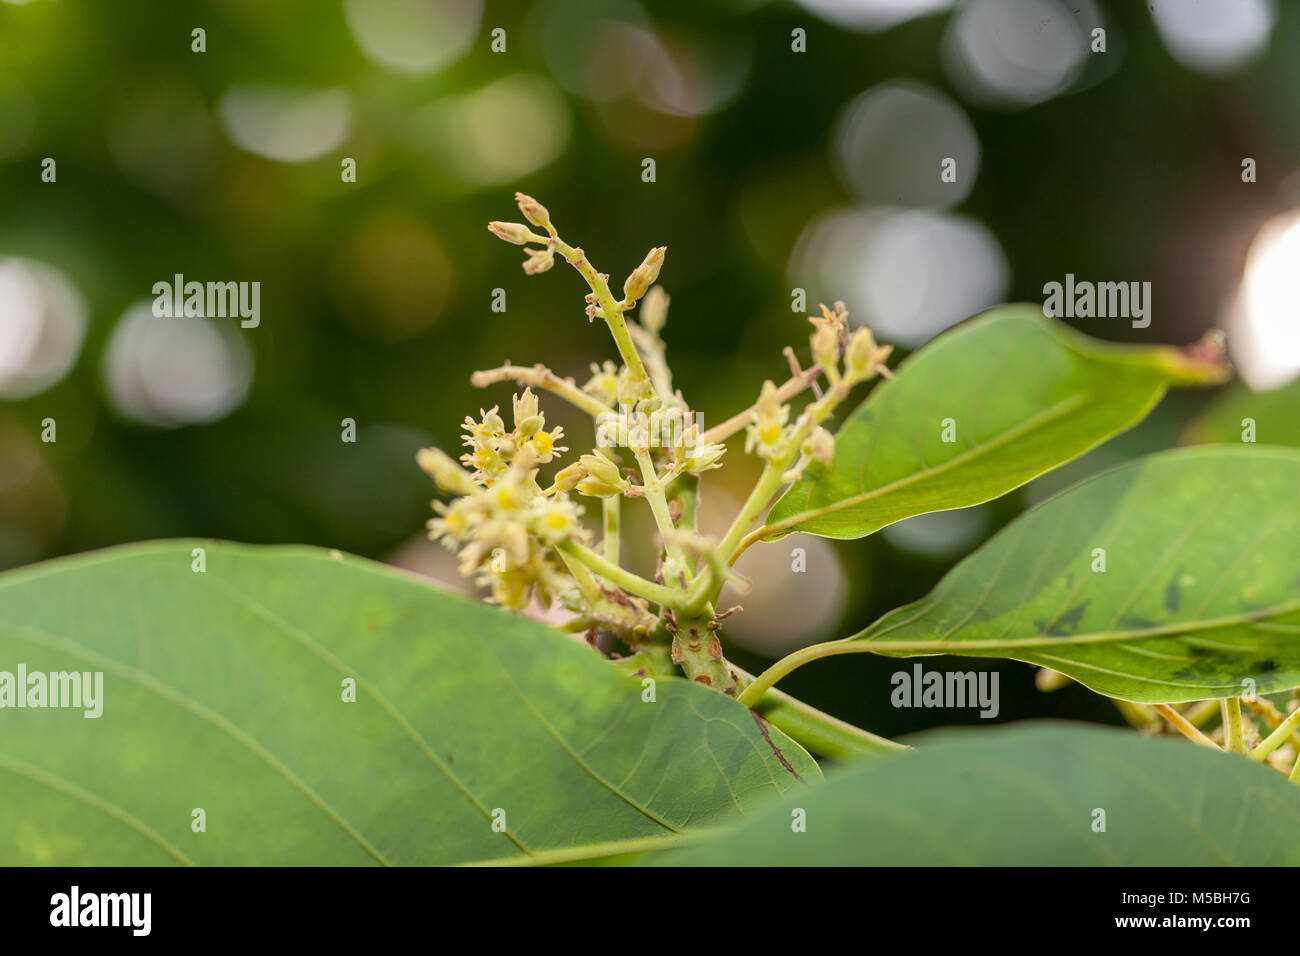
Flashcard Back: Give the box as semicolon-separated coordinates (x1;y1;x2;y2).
670;610;738;695
740;599;1300;708
603;496;620;566
717;380;851;569
1153;704;1221;749
737;639;852;708
634;447;687;573
1184;698;1221;727
558;539;684;609
556;548;602;606
552;237;653;398
718;460;785;562
732;667;907;759
666;476;698;575
1223;697;1246;754
1249;705;1300;762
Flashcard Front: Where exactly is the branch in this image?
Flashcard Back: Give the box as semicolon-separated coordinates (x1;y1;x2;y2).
734;666;908;759
700;365;823;446
471;363;612;419
1153;704;1220;749
558;539;685;609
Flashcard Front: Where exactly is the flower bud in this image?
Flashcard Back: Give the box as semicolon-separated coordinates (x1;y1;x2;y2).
523;247;555;275
417;447;478;496
512;387;540;426
641;286;669;334
846;326;881;376
552;461;586;492
488;221;533;245
514;192;550;228
623;246;666;303
811;323;839;372
574;453;627;497
683;441;726;474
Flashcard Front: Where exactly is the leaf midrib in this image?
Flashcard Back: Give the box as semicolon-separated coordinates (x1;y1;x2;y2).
854;595;1300;652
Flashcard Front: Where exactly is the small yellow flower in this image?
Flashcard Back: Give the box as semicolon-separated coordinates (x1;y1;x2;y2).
583;361;620;407
745;380;791;461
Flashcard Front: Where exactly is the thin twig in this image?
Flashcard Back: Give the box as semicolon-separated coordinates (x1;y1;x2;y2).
471;363;613;419
1153;704;1221;749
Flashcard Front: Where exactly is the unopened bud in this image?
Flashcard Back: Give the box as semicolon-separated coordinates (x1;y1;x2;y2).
488;221;533;245
811;323;838;371
514;192;550;228
847;326;883;376
552;461;586;492
523;247;555;275
574;453;627;497
417;447;478;496
641;286;669;333
623;246;666;303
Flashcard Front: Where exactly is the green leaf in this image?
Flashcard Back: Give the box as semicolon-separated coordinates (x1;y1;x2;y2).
1185;377;1300;447
666;722;1300;865
763;306;1227;540
0;542;817;866
847;446;1300;703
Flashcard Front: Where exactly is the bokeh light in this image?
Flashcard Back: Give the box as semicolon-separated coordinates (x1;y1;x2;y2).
790;207;1010;347
102;303;252;428
1228;208;1300;390
834;80;979;208
0;258;87;400
942;0;1101;109
794;0;953;32
217;86;352;164
1148;0;1275;74
410;74;570;186
344;0;482;75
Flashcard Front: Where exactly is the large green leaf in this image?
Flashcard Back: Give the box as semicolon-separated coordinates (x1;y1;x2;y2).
842;446;1300;703
1185;377;1300;447
666;722;1300;865
763;306;1227;540
0;542;817;865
